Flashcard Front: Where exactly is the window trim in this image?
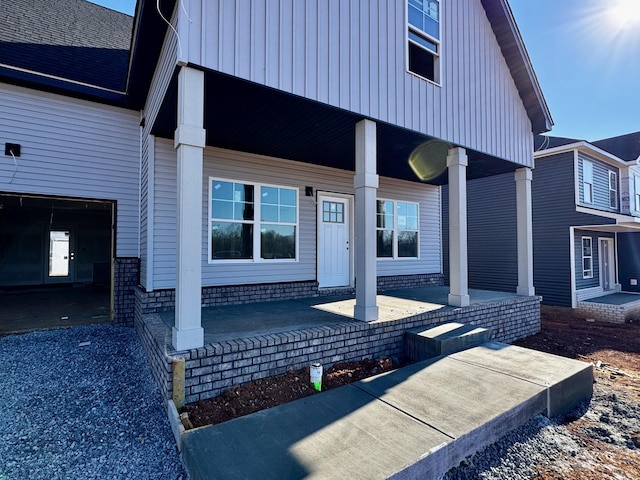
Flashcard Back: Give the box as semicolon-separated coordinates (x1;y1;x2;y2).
583;160;593;204
582;236;593;279
376;198;420;260
406;0;441;85
634;175;640;212
208;177;299;264
609;171;618;209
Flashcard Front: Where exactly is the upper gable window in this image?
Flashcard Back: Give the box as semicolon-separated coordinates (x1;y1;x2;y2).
583;160;593;204
635;176;640;212
407;0;440;83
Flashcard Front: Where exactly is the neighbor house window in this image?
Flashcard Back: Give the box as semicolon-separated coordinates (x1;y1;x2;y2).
407;0;440;83
609;171;618;209
583;160;593;204
582;236;593;279
210;179;297;261
635;176;640;212
376;200;419;258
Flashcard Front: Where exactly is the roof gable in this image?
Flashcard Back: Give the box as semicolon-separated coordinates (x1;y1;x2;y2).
481;0;553;134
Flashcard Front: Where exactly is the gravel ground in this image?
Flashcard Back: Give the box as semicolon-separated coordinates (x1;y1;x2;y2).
444;385;640;479
0;325;187;480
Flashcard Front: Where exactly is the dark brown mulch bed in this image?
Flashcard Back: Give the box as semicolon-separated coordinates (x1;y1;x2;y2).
181;356;396;429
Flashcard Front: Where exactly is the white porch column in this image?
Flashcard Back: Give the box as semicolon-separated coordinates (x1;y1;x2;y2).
172;66;206;351
515;167;535;296
353;119;379;321
447;147;470;307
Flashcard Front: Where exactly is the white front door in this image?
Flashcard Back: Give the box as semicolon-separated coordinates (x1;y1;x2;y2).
317;194;351;288
599;238;615;291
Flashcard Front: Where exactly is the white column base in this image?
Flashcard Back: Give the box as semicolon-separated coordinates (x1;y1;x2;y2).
517;286;536;296
448;293;470;308
354;304;379;322
172;326;204;352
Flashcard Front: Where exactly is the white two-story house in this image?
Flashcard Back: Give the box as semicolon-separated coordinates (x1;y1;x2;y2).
1;0;552;401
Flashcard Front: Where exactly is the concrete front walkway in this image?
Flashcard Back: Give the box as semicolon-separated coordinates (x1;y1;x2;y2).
180;342;592;479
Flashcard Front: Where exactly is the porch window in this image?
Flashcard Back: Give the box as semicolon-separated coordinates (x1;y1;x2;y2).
583;160;593;204
407;0;440;83
609;171;618;209
582;236;593;279
210;179;297;261
376;200;419;259
635;176;640;212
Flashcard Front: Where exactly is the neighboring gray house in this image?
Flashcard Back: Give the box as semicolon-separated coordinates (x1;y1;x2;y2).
1;0;552;385
454;132;640;308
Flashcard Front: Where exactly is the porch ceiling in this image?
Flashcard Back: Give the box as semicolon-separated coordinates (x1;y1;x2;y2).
151;68;520;186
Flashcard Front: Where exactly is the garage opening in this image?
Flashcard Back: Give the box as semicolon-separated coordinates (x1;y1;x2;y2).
0;193;114;334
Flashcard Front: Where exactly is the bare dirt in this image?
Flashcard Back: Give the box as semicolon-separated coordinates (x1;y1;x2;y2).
512;306;640;480
180;305;640;479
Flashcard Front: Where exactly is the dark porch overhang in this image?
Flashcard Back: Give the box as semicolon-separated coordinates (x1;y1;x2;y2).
151;67;523;186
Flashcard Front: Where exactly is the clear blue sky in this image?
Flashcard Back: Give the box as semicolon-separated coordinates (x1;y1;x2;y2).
91;0;639;142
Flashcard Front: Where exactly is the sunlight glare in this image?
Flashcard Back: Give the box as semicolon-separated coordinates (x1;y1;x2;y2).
608;0;640;29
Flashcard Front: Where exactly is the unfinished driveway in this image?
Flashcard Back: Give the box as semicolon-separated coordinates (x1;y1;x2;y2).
0;325;186;479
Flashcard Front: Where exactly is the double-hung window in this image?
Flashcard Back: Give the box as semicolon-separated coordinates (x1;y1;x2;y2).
583;160;593;204
210;179;297;261
609;171;618;209
635;176;640;212
376;200;419;259
582;237;593;279
407;0;440;83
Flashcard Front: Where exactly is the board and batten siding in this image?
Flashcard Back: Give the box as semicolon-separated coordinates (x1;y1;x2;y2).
442;172;518;293
179;0;533;166
152;139;441;289
0;83;140;257
532;153;615;307
577;152;620;213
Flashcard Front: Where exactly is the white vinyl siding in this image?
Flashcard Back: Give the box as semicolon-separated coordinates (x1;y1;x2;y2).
0;83;140;257
181;0;534;166
152;139;441;288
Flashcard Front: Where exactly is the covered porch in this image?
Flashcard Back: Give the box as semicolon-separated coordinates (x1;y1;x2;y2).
134;286;541;405
150;66;537;352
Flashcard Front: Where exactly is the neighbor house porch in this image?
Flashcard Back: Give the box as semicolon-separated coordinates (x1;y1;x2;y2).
134;286;541;405
576;292;640;324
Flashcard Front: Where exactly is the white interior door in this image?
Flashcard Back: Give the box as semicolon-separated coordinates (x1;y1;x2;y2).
45;227;75;284
317;194;351;288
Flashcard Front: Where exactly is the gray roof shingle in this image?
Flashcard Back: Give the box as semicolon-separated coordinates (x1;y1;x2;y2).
593;132;640;162
0;0;133;92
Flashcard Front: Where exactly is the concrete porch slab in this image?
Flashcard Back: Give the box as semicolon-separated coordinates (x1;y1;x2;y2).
179;344;591;479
